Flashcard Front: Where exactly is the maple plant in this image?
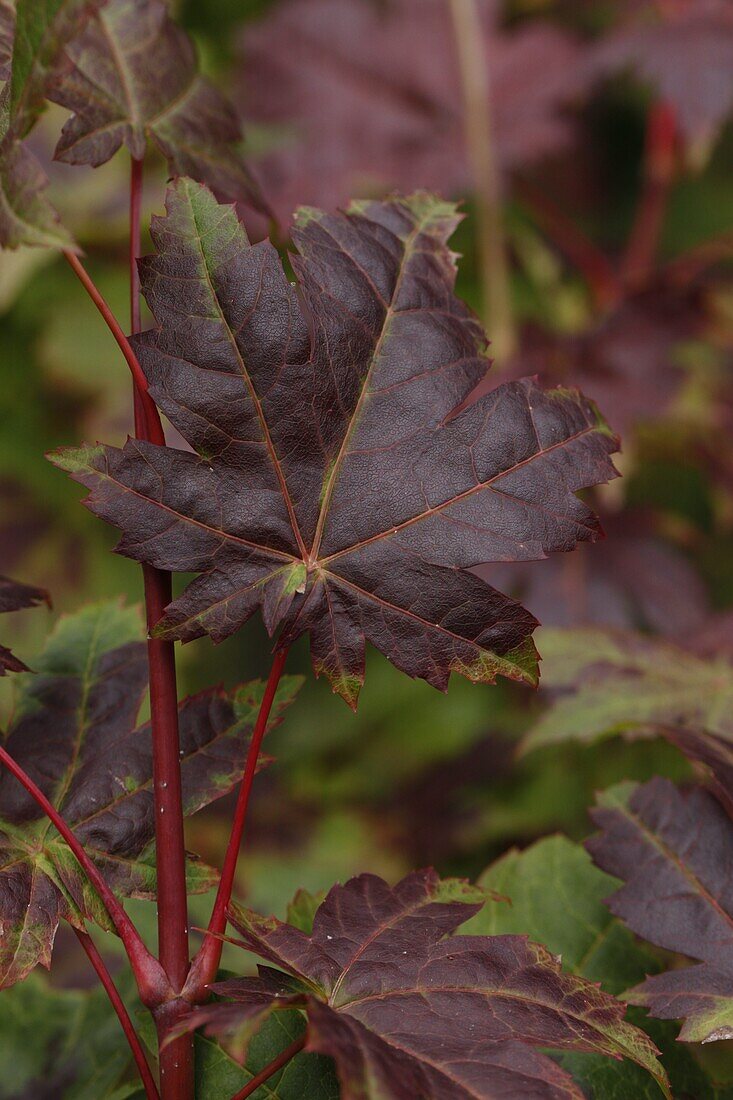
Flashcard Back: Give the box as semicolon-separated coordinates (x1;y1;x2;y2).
4;1;731;1099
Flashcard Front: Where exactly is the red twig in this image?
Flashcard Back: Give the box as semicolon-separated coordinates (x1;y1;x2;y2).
230;1035;306;1100
63;251;165;447
75;928;160;1100
0;744;167;1004
187;646;290;997
128;157;194;1099
515;178;622;310
623;101;678;288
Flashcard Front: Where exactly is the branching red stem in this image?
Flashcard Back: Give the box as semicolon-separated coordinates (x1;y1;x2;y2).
230;1035;306;1100
515;178;622;310
187;646;290;997
0;744;167;1004
623;101;678;288
74;928;160;1100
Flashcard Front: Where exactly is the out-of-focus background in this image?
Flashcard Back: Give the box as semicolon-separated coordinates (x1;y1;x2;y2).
1;0;733;1092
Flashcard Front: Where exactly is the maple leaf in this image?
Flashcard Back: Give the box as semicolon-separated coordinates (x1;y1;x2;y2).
234;0;588;224
0;601;301;989
0;573;49;674
177;869;668;1099
53;181;618;705
469;835;729;1100
588;777;733;1045
522;626;733;754
45;0;268;212
592;0;733;154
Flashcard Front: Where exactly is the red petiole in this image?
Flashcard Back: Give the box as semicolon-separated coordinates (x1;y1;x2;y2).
75;927;161;1100
187;645;291;998
0;743;168;1006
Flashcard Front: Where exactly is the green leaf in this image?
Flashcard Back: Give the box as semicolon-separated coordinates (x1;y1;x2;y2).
524;627;733;753
195;1010;338;1100
465;833;658;995
469;834;733;1099
0;971;137;1098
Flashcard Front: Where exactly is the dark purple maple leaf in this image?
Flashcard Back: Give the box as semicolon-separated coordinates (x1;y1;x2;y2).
588;776;733;1045
235;0;588;225
0;601;299;989
592;0;733;152
45;0;268;211
177;870;667;1098
53;181;618;705
0;574;49;674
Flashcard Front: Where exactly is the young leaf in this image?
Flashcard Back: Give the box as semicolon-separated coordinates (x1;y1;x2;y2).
182;869;668;1098
522;627;733;753
53;182;618;705
236;0;589;224
588;779;733;1044
46;0;268;211
0;573;49;674
592;0;733;153
0;601;300;988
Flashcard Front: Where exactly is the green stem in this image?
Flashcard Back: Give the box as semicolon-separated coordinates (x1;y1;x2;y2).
450;0;516;363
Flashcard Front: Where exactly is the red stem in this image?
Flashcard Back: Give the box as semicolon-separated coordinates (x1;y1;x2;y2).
128;157;194;1099
515;177;621;310
62;251;165;447
75;928;160;1100
0;744;167;1004
623;101;678;288
230;1035;306;1100
187;646;290;998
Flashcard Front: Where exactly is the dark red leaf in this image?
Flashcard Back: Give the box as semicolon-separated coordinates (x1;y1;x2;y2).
179;870;667;1098
53;181;618;705
588;778;733;1043
235;0;588;224
0;573;49;675
0;602;299;988
46;0;268;211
